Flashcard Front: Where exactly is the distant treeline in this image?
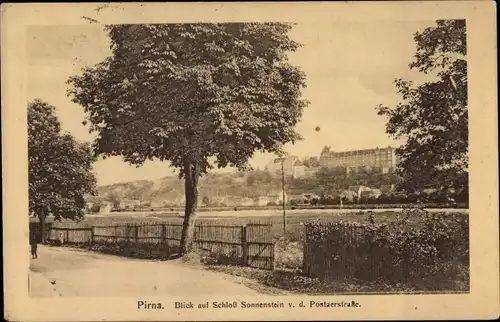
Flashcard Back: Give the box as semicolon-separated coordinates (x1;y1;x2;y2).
91;167;467;208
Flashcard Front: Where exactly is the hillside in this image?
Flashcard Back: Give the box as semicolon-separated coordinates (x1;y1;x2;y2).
86;167;404;207
88;170;284;206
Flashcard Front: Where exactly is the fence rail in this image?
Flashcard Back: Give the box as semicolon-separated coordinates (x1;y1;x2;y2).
30;221;274;270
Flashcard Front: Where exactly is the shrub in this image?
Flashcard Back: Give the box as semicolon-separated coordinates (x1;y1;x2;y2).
89;240;179;260
274;237;303;270
319;195;339;205
407;192;418;203
89;203;102;213
304;209;469;290
310;197;320;205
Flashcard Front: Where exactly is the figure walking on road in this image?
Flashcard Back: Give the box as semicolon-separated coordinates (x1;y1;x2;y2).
30;229;39;259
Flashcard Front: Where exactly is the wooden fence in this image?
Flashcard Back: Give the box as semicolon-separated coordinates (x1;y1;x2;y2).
32;221;274;270
47;222;93;243
303;222;410;281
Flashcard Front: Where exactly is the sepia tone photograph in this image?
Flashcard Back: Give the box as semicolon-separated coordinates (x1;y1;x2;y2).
2;2;498;321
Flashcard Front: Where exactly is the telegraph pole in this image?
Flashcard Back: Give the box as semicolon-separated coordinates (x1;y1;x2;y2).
281;157;286;233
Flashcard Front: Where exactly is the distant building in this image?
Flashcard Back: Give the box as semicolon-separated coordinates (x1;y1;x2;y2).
348;185;373;199
119;199;141;209
265;156;298;177
348;186;383;200
360;189;382;199
319;146;398;171
293;165;319;179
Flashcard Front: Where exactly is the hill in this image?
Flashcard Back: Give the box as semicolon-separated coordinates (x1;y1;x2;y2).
88;170;284;206
86;167;406;207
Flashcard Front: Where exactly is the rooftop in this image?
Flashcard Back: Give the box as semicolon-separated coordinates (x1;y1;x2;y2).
321;146;394;156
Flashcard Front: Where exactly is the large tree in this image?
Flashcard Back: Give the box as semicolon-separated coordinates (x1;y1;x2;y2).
67;23;308;254
377;20;467;192
28;100;97;241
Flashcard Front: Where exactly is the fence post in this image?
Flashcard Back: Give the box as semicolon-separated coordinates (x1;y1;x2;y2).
241;224;248;266
90;225;95;246
134;225;139;244
66;228;69;243
161;224;166;249
45;223;53;244
301;222;307;274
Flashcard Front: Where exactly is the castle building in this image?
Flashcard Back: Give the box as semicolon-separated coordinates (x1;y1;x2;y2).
319;146;398;173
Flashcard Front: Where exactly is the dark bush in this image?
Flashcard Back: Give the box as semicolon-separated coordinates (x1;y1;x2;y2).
319;195;338;205
407;192;418;203
304;209;469;290
310;197;320;205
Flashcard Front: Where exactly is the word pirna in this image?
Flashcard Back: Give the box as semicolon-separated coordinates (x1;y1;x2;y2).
137;301;164;309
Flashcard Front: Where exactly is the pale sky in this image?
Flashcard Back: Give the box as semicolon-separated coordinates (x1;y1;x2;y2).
26;21;435;186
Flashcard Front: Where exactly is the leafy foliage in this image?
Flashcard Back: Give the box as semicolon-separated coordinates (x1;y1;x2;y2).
291;166;401;196
106;192;121;208
377;20;468;192
67;23;308;252
67;23;307;173
305;208;469;287
28;100;97;221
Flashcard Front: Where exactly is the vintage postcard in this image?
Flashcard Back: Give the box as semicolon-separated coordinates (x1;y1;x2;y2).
2;1;499;321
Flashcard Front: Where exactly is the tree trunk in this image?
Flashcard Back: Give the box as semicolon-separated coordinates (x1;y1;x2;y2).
179;161;200;255
39;209;46;244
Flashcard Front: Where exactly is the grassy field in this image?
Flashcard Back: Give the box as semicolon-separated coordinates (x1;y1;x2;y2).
30;210;467;242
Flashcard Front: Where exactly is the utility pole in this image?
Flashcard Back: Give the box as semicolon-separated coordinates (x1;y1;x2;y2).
281;157;286;233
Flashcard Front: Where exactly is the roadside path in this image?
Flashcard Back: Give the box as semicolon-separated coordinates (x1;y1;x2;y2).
29;246;264;297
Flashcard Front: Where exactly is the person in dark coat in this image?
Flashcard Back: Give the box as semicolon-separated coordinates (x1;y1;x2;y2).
29;230;39;259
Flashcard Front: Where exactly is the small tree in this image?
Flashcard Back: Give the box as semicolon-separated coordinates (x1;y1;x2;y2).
106;192;121;208
202;196;211;206
28;100;97;241
68;23;308;254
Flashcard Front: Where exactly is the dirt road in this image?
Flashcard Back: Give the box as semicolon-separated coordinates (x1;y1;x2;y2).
29;246;263;297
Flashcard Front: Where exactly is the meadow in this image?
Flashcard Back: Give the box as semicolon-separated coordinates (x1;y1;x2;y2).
30;209;468;242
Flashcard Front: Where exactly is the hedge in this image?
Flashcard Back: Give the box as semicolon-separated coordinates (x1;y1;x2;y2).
303;208;469;291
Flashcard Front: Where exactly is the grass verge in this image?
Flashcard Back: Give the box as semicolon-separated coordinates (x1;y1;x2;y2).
205;264;469;294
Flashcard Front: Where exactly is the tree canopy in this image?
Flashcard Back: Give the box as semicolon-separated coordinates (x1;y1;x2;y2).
377;20;467;192
67;23;308;252
106;192;121;208
28;100;97;221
